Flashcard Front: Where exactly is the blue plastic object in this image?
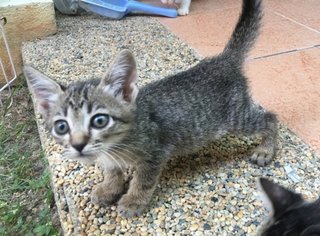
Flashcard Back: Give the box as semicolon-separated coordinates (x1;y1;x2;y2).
79;0;177;19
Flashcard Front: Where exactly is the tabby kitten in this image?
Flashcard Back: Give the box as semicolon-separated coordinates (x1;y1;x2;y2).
24;0;277;217
259;178;320;236
161;0;191;15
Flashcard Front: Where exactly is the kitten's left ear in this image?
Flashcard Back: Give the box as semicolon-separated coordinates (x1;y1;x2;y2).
100;49;138;103
258;178;304;218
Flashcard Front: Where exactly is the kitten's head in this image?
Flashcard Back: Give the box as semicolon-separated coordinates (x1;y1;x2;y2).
258;178;320;236
24;50;138;165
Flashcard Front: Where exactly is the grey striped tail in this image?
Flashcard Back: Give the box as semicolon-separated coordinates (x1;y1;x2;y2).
222;0;263;62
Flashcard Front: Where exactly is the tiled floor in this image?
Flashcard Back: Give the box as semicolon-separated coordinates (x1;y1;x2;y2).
144;0;320;154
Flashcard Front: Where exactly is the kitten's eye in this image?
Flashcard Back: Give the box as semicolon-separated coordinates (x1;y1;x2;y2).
91;114;109;129
54;120;69;135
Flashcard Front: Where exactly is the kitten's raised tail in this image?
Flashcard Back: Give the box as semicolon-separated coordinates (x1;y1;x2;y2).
222;0;262;62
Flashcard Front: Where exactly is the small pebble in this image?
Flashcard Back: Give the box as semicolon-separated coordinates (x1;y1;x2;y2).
203;223;211;230
190;224;199;231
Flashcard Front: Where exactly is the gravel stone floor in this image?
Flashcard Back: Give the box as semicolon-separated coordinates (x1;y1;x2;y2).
22;14;319;236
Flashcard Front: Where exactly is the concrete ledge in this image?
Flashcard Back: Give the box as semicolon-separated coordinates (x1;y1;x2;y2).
0;0;57;85
22;14;320;235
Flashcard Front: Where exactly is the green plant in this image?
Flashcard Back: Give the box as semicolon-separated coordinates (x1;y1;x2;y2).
0;80;60;235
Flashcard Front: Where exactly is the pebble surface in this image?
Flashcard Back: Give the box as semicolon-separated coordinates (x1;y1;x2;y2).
22;14;319;236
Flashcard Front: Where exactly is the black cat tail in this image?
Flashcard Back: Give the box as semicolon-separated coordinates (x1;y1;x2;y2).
222;0;263;63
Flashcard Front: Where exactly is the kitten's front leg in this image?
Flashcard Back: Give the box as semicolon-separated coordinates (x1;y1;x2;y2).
117;163;161;217
91;168;125;206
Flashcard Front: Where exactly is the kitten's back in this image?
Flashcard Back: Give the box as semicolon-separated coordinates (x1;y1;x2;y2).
135;0;264;147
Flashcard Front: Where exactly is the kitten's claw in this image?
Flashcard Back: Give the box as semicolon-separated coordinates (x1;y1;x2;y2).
250;150;273;166
117;194;147;218
118;208;144;218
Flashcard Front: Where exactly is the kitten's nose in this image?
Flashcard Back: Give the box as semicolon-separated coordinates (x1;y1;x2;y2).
71;132;89;153
72;143;86;153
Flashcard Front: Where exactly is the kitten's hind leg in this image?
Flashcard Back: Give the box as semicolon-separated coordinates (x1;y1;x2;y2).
235;106;278;166
91;168;125;206
250;111;277;166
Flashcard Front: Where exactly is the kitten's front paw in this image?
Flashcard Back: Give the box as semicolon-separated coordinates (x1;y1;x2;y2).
91;182;124;206
117;194;148;217
250;146;274;166
177;7;189;16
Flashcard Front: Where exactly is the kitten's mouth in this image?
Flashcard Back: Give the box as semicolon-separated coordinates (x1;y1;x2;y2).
62;150;96;159
77;152;95;158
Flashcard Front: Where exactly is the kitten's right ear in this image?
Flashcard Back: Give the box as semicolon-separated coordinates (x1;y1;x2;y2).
24;66;64;118
258;178;304;218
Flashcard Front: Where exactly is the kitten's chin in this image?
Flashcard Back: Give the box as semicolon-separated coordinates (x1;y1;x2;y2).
62;152;98;165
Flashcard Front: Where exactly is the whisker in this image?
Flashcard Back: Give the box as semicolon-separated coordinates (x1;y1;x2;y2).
108;147;137;164
91;144;101;148
105;152;124;172
87;141;147;167
110;144;144;159
99;149;124;173
93;141;148;160
107;148;133;166
111;143;148;155
62;150;72;158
